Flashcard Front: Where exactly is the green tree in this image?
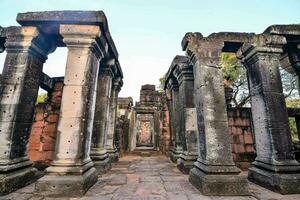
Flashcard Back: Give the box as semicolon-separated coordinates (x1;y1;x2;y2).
36;93;48;104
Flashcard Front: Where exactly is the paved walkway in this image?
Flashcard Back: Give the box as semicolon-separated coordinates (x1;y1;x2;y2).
2;155;300;200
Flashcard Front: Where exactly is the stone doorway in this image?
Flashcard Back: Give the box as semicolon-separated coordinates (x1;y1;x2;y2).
136;114;155;149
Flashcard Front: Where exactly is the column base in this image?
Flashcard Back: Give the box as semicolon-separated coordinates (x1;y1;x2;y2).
35;166;97;197
90;148;112;174
169;147;183;163
177;152;198;174
248;165;300;194
0;165;44;195
106;147;119;162
189;160;249;195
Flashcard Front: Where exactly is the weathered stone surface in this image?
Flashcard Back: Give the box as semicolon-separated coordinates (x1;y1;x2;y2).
105;78;123;162
239;34;300;194
34;24;102;197
182;33;249;195
91;66;114;174
0;26;52;195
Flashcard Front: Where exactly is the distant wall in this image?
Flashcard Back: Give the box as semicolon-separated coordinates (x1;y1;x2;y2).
28;82;63;169
227;107;256;170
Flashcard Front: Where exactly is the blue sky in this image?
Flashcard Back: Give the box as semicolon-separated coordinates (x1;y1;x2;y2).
0;0;299;101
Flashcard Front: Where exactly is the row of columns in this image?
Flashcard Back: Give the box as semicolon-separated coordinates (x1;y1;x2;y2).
165;56;198;173
0;13;123;197
174;29;300;195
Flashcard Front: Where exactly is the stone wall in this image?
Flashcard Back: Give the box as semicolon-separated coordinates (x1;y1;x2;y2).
227;107;256;170
28;82;63;169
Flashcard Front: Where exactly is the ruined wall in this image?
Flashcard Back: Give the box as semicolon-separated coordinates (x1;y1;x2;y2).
158;93;171;155
115;97;133;155
227;107;256;170
28;82;63;168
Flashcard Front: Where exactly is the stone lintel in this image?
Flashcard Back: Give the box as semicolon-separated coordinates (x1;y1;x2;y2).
182;31;253;51
0;26;5;53
164;55;189;89
17;11;118;59
264;24;300;36
238;34;287;64
173;64;193;85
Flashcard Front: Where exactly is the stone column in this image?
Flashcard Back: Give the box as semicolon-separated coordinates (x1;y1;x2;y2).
105;77;122;162
0;26;52;194
174;64;198;174
168;78;183;162
239;34;300;194
35;25;102;197
183;33;248;195
90;63;113;174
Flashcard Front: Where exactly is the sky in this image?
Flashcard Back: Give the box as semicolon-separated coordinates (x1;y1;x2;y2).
0;0;299;101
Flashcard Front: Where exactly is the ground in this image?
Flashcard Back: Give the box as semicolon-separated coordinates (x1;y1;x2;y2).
2;155;300;200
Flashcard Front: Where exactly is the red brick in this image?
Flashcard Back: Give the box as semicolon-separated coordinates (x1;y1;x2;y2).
43;151;55;161
53;82;64;91
228;118;234;126
238;162;251;171
28;141;41;151
32;120;45;128
244;133;253;144
30;127;43;137
232;144;238;153
46;114;59;123
236;144;245;153
236;127;243;135
239;135;244;144
245;145;255;153
231;127;237;135
43;123;57;133
42;143;55;151
29;133;41;144
34;112;45;121
28;151;43;161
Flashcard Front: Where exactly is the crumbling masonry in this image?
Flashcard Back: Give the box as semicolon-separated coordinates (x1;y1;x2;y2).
0;11;123;197
0;10;300;198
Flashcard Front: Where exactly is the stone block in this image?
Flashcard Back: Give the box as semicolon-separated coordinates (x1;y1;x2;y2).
248;166;300;194
0;166;44;195
189;167;249;195
35;167;97;197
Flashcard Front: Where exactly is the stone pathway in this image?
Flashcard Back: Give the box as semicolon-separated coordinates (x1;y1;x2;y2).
2;155;300;200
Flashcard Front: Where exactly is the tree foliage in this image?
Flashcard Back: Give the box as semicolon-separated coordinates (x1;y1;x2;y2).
36;93;48;104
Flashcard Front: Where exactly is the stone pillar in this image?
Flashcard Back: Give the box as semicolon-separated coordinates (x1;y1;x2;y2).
105;77;122;162
183;33;248;195
239;34;300;194
0;26;52;194
174;64;198;174
168;78;183;162
35;25;102;197
90;63;113;174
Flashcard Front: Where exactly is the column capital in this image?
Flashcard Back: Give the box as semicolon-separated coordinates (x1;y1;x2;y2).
182;32;224;67
173;64;194;85
112;77;123;92
167;77;179;91
59;24;104;59
5;26;54;62
238;34;287;65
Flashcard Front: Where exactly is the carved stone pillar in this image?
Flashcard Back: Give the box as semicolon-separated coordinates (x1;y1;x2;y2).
90;63;113;174
168;78;183;162
106;77;122;162
35;25;102;197
174;63;198;174
239;34;300;194
183;33;248;195
0;26;52;195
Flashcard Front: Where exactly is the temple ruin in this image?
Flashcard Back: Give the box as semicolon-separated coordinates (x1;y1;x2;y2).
0;10;300;199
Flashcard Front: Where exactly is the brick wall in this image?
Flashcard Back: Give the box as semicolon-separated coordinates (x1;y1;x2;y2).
28;82;63;169
227;107;256;170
